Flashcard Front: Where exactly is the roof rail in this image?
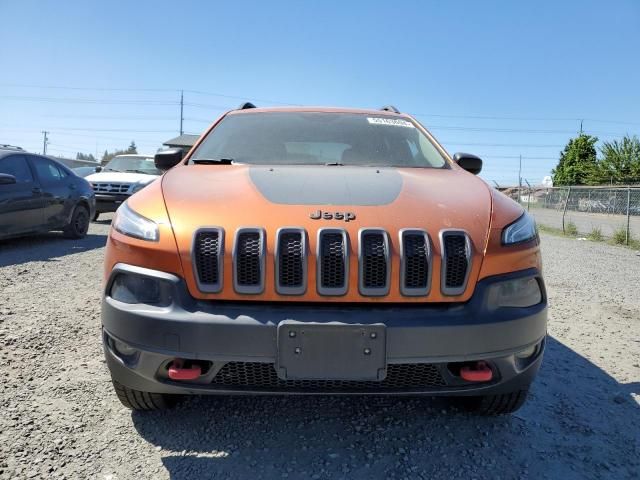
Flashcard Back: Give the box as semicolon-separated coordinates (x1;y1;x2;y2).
380;105;400;114
237;102;257;110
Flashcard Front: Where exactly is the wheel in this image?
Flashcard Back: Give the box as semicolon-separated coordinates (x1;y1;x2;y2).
92;212;100;222
456;388;529;415
63;205;90;239
111;379;180;411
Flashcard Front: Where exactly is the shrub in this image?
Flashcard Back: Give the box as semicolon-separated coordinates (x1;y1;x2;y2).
587;227;603;242
565;221;578;236
612;227;628;245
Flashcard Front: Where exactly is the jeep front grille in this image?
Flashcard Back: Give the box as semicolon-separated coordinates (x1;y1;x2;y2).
192;227;472;298
233;228;265;294
441;230;471;296
400;229;431;296
359;229;390;296
193;228;224;293
210;361;446;392
317;229;348;296
275;228;306;295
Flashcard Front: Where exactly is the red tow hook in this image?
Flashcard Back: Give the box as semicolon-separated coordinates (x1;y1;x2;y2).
460;361;493;382
168;359;202;381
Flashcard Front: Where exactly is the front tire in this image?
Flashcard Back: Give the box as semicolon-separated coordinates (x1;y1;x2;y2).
111;379;180;411
457;388;529;415
63;205;90;239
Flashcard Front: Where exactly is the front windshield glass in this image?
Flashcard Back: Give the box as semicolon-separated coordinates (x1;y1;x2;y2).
104;155;161;175
190;112;448;168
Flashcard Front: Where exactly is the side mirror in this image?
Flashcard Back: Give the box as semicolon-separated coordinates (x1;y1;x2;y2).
155;148;184;171
0;173;17;185
453;152;482;175
95;166;102;173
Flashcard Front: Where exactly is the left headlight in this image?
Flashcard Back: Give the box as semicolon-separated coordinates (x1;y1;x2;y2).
112;202;159;241
502;212;537;245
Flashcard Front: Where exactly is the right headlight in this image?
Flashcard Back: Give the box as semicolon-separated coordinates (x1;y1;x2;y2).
112;202;159;241
502;212;537;245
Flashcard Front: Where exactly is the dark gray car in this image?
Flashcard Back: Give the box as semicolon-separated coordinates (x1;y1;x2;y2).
0;148;96;240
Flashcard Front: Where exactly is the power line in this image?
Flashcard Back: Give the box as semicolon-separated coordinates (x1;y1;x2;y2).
0;95;178;106
2;82;638;126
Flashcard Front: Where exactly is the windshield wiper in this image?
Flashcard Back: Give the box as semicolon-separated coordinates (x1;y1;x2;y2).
125;169;151;174
104;168;120;172
192;158;234;165
324;162;344;166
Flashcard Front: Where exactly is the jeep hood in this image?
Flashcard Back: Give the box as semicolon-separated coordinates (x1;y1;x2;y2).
162;164;491;248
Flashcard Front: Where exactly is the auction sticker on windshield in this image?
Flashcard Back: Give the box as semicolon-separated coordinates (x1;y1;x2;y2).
367;117;414;128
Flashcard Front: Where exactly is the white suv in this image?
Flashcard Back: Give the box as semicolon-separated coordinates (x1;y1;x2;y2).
86;154;160;221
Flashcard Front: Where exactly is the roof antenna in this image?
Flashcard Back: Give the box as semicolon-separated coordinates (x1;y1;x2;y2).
237;102;257;110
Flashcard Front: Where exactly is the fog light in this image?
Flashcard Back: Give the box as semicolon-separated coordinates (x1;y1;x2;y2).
113;338;137;357
491;276;542;308
110;273;172;306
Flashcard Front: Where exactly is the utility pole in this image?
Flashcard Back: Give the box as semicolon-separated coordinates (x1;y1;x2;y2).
179;90;184;135
41;131;49;155
518;154;522;205
579;119;583;134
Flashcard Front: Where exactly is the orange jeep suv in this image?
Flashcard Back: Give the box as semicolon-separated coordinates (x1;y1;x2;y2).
102;104;546;415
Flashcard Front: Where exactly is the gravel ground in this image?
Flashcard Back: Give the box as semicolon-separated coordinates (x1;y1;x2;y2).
1;219;639;480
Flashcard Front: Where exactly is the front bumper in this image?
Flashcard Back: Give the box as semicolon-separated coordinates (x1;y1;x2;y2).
95;193;129;213
102;264;547;396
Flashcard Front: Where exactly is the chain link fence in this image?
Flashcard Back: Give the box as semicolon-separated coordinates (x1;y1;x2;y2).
502;186;640;244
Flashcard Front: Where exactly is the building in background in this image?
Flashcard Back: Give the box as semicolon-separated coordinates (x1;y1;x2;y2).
162;134;199;152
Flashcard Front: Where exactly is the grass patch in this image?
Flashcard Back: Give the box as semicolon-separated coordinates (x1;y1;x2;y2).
538;222;640;251
565;221;578;236
612;227;627;245
587;227;603;242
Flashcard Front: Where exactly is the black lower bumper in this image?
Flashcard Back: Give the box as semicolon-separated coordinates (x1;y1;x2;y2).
102;264;547;396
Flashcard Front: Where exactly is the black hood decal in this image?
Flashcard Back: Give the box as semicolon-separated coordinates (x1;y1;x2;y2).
248;166;403;206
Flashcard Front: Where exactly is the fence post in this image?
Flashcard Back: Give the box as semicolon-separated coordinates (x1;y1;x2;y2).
626;187;631;245
562;187;572;234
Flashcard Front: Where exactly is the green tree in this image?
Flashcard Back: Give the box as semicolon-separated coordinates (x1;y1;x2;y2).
126;141;137;154
596;135;640;184
100;141;138;164
552;134;598;186
76;152;96;162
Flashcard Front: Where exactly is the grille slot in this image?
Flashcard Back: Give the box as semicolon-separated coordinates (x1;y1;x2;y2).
359;229;390;296
317;229;348;296
400;229;431;296
211;362;446;391
193;229;224;292
233;229;265;294
441;231;471;296
275;228;306;295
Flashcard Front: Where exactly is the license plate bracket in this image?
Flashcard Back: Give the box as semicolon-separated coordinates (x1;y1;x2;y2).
276;321;386;381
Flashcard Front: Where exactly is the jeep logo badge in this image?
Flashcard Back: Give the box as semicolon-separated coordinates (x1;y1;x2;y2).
310;210;356;222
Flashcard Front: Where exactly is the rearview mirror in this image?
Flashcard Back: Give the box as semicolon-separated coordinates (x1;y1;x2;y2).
0;173;17;185
155;148;184;171
453;152;482;175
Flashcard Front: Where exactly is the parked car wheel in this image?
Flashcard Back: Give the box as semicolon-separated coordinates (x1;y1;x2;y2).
112;380;179;411
63;205;90;239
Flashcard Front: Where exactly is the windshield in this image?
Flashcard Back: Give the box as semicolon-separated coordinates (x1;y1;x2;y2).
104;155;161;175
190;112;448;168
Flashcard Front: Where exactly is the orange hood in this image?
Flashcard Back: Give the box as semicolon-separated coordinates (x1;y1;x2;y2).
158;163;493;303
